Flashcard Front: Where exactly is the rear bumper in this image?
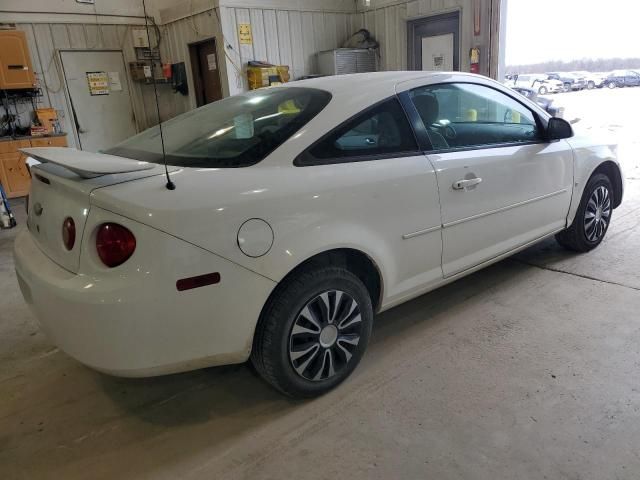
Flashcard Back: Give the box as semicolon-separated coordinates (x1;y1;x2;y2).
14;215;275;377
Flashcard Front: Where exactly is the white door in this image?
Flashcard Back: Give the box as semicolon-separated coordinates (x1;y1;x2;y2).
408;82;573;277
421;34;454;71
60;50;137;152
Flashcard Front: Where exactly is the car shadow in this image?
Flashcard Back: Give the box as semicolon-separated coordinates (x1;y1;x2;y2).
96;241;581;432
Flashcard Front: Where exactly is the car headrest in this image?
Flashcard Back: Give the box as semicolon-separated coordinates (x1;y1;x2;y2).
413;94;440;125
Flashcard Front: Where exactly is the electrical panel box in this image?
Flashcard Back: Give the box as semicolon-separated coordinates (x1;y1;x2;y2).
131;28;150;48
317;48;377;76
0;30;36;90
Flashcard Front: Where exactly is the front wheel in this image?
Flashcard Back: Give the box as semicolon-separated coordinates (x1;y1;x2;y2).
538;85;548;95
608;82;616;89
251;265;373;397
587;81;595;89
556;173;613;252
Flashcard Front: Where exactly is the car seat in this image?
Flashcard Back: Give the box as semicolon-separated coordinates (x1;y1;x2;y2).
412;94;449;149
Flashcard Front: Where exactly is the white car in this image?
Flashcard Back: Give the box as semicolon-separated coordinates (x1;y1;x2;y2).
15;72;623;397
512;74;564;94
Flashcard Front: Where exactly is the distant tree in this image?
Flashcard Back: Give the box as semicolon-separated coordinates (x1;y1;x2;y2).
506;58;640;75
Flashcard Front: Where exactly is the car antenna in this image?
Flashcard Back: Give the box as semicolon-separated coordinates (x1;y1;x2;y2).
142;0;175;190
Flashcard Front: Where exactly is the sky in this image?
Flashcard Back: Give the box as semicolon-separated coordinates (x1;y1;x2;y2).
505;0;640;65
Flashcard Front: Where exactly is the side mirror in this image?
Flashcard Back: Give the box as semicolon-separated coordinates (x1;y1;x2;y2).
546;117;573;140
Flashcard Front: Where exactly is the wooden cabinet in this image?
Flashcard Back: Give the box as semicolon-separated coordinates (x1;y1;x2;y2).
0;30;36;90
0;136;67;198
0;152;31;197
29;136;68;148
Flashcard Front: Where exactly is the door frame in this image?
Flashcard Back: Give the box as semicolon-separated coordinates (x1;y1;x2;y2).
58;49;135;150
407;10;461;71
188;37;223;108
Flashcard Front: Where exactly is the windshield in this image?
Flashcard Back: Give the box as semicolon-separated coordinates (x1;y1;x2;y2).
105;87;332;168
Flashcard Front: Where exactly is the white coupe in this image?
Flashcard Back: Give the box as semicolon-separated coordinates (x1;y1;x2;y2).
15;72;623;397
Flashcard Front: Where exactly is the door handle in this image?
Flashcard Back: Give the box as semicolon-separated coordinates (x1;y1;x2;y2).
452;177;482;190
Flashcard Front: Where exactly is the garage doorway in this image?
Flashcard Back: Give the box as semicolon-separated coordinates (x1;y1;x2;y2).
59;50;137;152
408;12;460;71
189;38;223;107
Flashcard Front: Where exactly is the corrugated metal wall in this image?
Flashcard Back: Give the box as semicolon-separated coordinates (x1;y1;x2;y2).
355;0;493;74
153;8;226;120
12;0;496;146
14;23;151;148
155;0;493;121
217;6;360;95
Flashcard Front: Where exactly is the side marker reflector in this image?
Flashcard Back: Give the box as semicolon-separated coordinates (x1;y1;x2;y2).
176;272;221;291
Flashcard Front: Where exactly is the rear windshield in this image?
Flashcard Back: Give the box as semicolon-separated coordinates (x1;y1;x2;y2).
105;87;332;168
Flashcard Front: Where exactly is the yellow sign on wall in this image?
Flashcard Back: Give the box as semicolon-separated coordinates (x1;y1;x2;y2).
239;23;253;45
86;71;109;96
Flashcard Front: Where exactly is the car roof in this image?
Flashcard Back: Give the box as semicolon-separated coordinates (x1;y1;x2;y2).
285;71;481;96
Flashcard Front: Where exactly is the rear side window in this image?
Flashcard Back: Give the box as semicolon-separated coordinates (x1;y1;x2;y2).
105;87;331;168
296;97;418;165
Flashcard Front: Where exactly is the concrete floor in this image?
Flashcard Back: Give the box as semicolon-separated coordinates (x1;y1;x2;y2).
1;88;640;479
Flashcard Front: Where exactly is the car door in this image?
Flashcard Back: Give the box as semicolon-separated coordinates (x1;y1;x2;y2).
406;82;573;277
295;96;444;304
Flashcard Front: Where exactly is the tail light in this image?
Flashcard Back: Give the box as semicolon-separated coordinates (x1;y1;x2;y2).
96;223;136;268
62;217;76;251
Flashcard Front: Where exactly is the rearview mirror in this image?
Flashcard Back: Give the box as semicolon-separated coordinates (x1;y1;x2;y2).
546;117;573;140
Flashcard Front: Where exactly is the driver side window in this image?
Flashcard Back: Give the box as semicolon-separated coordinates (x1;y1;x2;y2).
409;83;539;151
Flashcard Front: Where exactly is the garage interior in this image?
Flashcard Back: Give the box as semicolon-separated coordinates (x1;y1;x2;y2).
1;0;639;478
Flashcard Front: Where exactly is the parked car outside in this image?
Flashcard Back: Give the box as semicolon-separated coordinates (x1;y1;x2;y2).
512;74;563;94
15;72;624;397
603;70;640;88
510;86;564;117
546;72;587;91
573;71;606;89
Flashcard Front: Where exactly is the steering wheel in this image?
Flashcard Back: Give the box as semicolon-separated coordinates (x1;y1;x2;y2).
433;123;457;141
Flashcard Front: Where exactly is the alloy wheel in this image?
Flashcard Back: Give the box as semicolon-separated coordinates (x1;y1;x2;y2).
584;185;611;242
289;290;362;381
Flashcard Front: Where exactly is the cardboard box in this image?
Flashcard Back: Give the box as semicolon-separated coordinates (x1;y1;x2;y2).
35;108;57;134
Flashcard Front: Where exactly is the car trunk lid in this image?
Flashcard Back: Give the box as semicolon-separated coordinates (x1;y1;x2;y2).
22;147;175;273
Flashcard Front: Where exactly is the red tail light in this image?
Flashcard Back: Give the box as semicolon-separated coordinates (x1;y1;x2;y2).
96;223;136;268
62;217;76;251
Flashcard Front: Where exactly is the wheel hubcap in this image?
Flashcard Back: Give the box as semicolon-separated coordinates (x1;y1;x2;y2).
289;290;362;381
319;325;338;347
584;185;611;242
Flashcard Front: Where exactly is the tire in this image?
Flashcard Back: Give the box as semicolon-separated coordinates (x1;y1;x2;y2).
587;81;595;90
555;173;613;252
563;83;571;92
608;82;616;89
538;85;548;95
251;265;373;397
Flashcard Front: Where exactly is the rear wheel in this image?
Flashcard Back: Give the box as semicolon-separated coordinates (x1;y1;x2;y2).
587;81;595;89
556;173;613;252
608;82;616;89
251;265;373;397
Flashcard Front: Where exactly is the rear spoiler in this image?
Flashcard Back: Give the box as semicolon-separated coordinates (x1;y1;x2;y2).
20;147;155;179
